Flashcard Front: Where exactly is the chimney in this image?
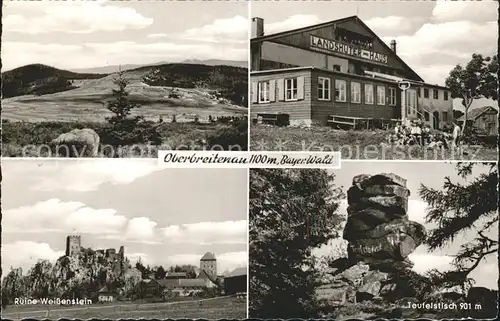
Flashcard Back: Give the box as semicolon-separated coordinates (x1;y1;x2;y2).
252;17;264;38
390;40;397;54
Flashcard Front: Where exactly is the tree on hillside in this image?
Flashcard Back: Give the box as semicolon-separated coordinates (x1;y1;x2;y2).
105;69;162;145
106;70;141;125
445;54;498;132
418;163;498;292
249;169;344;319
169;265;197;278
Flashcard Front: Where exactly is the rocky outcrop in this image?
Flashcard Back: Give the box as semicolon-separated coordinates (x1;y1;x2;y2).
343;173;426;271
316;173;428;313
1;248;139;305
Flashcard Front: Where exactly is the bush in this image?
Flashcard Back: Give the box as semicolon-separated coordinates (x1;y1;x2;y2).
206;119;248;150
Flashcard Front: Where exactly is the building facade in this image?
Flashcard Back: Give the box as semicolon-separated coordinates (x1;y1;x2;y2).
223;267;247;295
200;252;217;280
457;106;498;135
250;16;453;128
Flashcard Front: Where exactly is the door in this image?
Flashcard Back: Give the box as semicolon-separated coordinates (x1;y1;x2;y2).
433;111;440;129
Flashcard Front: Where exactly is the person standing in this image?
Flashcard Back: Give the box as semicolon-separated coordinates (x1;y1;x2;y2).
452;121;462;148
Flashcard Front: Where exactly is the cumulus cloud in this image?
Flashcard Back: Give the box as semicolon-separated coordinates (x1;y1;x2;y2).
3;199;128;234
1;241;65;275
127;252;154;266
31;159;161;192
162;220;247;245
124;217;159;242
179;15;248;43
3;0;153;34
431;0;498;23
264;14;325;35
365;16;422;37
3;41;247;71
381;20;496;85
147;33;167;39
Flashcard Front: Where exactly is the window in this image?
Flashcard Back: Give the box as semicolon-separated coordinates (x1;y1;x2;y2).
444;91;449;100
258;81;270;103
364;84;374;104
442;111;448;122
388;87;396;106
333;64;341;72
351;82;361;103
424;111;430;121
335;79;347;102
377;86;386;105
424;88;429;98
285;78;298;101
433;89;439;99
318;77;331;100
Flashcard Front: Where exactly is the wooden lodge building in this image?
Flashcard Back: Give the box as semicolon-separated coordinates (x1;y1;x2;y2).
250;16;453;129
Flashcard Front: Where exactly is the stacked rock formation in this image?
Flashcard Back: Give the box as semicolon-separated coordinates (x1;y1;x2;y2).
343;173;426;273
315;173;428;309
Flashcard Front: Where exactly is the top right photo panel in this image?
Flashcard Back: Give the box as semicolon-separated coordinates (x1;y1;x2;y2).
249;0;498;160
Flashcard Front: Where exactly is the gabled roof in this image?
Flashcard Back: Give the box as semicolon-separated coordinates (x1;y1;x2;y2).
156;278;209;288
251;15;424;82
458;106;498;121
165;272;187;278
225;267;247;278
201;252;216;260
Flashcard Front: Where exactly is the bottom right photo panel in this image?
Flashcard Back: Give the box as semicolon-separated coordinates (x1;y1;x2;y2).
249;162;498;320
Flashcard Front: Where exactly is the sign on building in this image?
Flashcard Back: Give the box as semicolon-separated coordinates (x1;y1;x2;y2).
310;35;388;64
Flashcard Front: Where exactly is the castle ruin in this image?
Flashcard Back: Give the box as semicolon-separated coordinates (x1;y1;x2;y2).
65;235;124;260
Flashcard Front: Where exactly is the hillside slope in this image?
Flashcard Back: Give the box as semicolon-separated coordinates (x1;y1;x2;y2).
68;59;247;74
2;63;248;122
2;64;107;98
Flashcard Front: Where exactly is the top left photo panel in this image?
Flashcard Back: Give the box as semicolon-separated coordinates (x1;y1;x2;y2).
1;0;250;158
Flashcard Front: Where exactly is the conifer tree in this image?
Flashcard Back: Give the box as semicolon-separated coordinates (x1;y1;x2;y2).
419;162;498;290
249;169;344;318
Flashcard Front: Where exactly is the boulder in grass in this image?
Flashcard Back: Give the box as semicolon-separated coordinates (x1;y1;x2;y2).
50;128;100;157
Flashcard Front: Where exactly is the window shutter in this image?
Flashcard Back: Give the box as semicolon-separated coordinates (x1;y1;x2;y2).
277;78;285;101
269;80;276;102
251;82;258;103
297;76;305;100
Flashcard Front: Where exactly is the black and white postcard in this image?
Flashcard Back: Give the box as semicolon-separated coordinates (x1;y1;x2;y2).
249;163;498;319
249;0;498;160
2;0;249;158
1;159;248;319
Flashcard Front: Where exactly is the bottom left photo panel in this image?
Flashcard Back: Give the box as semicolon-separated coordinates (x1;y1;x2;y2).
1;159;248;320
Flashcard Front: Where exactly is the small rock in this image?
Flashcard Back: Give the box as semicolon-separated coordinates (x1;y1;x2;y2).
357;280;382;301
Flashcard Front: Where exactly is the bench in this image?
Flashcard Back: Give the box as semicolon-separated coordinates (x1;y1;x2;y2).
255;113;290;127
327;115;372;130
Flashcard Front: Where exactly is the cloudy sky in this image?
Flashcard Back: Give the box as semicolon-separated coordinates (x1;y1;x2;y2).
252;0;498;110
313;162;498;290
2;159;248;277
2;0;248;71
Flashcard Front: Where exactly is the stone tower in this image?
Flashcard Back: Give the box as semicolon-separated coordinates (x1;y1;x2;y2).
200;252;217;279
65;235;81;257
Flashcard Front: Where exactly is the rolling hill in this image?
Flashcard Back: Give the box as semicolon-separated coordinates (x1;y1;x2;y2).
67;59;247;74
1;64;108;98
1;63;248;122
